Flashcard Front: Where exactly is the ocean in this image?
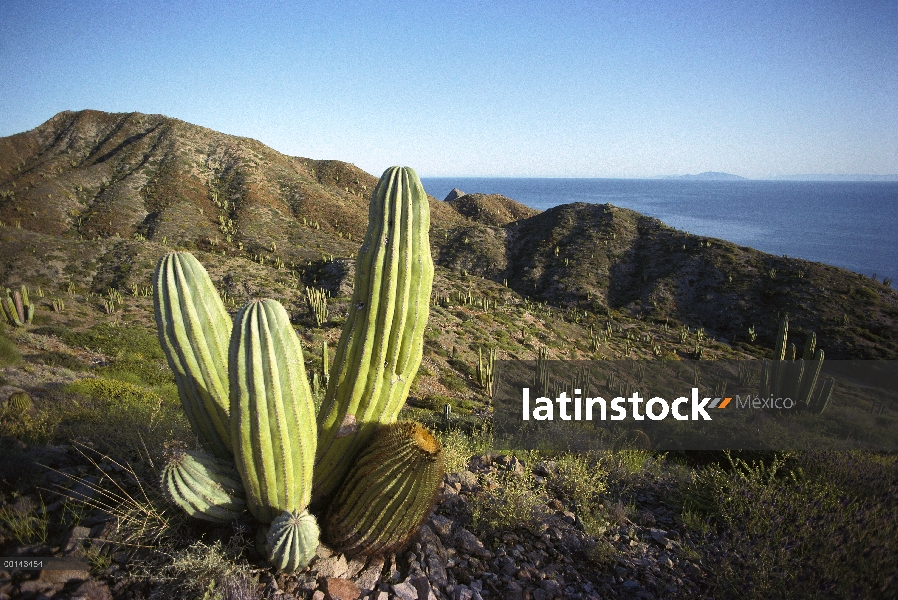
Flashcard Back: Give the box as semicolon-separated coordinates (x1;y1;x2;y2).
420;178;898;281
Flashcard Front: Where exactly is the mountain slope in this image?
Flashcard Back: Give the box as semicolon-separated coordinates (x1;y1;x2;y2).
1;110;896;359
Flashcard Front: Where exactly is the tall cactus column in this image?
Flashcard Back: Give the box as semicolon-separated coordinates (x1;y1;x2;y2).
154;252;233;459
230;299;317;524
314;167;434;503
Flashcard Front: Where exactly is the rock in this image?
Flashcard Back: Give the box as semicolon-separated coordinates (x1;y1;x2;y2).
411;575;436;600
428;514;452;537
39;566;90;586
540;579;562;598
392;580;418;600
353;564;382;593
452;584;474;600
504;581;524;600
319;577;360;600
17;580;59;595
533;461;557;477
444;189;466;202
344;556;366;579
371;592;389;600
68;579;114;600
314;554;348;579
312;591;326;600
60;525;92;557
454;528;491;559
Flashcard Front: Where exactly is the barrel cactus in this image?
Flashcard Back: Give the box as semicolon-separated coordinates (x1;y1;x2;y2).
6;391;34;413
161;449;246;523
154;252;233;459
265;509;320;573
230;299;317;525
314;166;435;503
325;421;444;556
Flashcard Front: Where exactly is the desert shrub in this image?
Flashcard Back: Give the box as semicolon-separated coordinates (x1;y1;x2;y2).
680;451;898;599
471;470;548;536
55;377;191;460
440;371;467;394
0;333;21;366
436;425;491;474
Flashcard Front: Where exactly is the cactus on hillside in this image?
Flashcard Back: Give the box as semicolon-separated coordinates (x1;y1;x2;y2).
759;317;831;412
4;391;34;415
477;346;497;397
314;166;434;503
230;299;317;524
306;287;328;326
1;286;34;327
154;252;233;459
326;421;444;556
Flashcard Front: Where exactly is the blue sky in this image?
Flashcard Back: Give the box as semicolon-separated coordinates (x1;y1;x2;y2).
1;1;896;178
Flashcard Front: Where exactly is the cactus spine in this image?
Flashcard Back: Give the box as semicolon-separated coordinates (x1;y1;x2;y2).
154;252;233;459
314;167;434;502
266;509;320;573
161;449;246;523
230;299;317;523
326;421;444;556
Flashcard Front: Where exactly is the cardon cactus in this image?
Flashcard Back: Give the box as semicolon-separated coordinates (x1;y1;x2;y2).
154;252;233;459
314;166;434;503
161;449;246;523
265;509;320;573
230;299;317;524
325;421;444;556
1;286;33;327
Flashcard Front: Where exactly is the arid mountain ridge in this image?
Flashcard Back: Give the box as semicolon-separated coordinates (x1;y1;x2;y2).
1;110;896;359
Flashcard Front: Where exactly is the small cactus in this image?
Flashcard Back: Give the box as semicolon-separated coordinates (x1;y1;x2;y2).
161;449;246;523
305;287;328;327
265;509;320;573
5;391;34;414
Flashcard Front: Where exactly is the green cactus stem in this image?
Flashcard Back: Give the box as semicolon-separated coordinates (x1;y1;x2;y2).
230;299;316;523
477;346;496;398
306;287;328;326
265;509;320;573
314;167;434;503
1;286;33;327
161;449;246;523
325;421;444;556
154;252;233;459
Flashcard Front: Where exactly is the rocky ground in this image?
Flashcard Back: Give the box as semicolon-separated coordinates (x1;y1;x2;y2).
0;434;715;600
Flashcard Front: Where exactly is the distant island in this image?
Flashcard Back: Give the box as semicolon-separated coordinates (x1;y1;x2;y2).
661;172;747;181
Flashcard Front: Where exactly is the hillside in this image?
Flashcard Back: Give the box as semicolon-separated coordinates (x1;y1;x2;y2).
1;110;896;360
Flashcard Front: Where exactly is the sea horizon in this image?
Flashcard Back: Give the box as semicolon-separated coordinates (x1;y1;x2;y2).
421;177;898;281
